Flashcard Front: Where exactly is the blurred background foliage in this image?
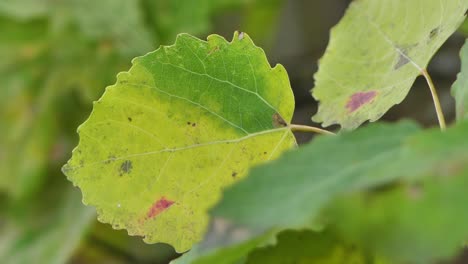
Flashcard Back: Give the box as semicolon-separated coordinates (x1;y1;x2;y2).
0;0;466;263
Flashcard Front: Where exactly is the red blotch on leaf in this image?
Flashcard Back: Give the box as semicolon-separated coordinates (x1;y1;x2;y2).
346;91;378;113
147;197;175;219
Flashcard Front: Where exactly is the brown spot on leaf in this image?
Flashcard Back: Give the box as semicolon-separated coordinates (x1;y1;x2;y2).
231;172;238;177
272;113;287;128
128;117;132;122
147;197;175;218
119;160;133;176
187;121;191;125
192;123;196;127
346;91;377;113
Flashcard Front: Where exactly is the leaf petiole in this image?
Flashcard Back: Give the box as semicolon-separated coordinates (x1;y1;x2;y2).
289;124;335;135
422;69;446;131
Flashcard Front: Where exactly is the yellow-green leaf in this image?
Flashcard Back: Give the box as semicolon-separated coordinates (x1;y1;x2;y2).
62;32;296;252
312;0;468;129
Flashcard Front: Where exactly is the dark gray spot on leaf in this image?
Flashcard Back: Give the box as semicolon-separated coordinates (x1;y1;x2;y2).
429;27;439;39
120;160;133;176
394;53;410;70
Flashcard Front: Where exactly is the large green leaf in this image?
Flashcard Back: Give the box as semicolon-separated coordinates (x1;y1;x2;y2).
181;121;468;263
172;122;420;264
213;121;421;230
312;0;468;129
214;121;468;229
452;39;468;121
63;32;296;252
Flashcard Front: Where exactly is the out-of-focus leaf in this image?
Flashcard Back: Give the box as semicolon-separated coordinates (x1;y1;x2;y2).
63;0;154;56
246;230;380;264
197;121;468;263
329;169;468;263
63;32;296;252
172;122;419;264
0;185;94;264
452;39;468;121
241;0;284;50
213;122;421;230
312;0;467;129
144;0;249;44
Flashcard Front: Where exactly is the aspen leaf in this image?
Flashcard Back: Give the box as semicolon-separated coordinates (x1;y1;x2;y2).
312;0;468;129
63;32;296;252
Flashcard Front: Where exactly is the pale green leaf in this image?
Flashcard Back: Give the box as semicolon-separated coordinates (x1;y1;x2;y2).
312;0;468;129
452;39;468;121
63;32;296;252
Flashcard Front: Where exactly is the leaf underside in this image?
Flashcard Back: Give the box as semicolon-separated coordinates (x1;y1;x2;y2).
62;32;296;252
312;0;468;130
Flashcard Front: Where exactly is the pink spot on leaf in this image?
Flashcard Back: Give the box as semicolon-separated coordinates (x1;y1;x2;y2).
147;197;175;219
346;91;378;113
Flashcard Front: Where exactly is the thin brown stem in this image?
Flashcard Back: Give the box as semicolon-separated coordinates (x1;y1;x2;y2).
289;124;336;135
421;69;446;130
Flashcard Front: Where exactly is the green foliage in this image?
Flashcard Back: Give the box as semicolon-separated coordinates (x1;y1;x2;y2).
62;32;296;252
452;39;468;121
312;0;467;129
0;186;94;264
4;0;468;263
